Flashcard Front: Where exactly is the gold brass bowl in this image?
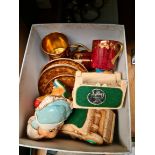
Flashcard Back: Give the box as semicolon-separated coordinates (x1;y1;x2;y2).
41;32;69;59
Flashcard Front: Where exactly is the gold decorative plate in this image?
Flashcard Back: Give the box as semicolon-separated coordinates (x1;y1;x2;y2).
41;58;87;73
38;64;77;95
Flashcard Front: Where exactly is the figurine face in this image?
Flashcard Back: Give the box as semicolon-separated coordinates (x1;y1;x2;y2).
27;116;63;139
38;125;61;139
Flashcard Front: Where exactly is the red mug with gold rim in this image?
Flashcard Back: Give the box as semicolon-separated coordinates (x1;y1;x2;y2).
91;40;123;71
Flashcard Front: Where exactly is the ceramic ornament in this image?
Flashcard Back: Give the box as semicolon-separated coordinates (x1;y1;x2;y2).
27;95;72;140
60;109;115;144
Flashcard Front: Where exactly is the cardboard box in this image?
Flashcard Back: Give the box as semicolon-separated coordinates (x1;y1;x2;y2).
19;24;131;154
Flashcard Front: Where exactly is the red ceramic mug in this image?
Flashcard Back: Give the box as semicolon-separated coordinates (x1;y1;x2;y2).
91;40;123;70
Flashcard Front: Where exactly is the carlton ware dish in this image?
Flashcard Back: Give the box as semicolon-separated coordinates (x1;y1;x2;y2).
38;64;78;95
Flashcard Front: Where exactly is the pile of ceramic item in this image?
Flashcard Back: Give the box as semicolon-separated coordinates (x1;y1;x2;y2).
26;32;127;145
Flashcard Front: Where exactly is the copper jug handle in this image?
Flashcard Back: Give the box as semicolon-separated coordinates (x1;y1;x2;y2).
70;43;91;52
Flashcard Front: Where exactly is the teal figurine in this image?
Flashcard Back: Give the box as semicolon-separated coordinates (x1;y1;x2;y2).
27;96;72;140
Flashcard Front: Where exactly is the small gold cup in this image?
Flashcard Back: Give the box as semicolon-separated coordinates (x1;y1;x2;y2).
41;32;69;60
